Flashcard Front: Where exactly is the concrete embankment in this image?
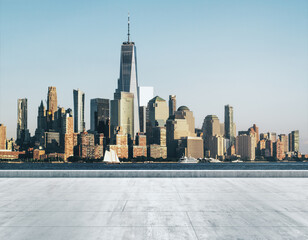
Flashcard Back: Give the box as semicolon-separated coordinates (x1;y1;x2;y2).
1;170;308;178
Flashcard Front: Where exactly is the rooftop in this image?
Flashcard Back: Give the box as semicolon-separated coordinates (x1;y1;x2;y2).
0;177;307;239
150;96;166;102
177;106;190;111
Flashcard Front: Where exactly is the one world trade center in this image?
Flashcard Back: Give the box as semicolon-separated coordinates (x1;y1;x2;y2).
115;14;140;137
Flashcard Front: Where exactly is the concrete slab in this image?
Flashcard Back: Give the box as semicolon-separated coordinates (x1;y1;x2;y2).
0;178;307;239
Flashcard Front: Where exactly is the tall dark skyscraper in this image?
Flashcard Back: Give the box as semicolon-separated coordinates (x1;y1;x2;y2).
73;89;85;133
17;98;27;139
17;98;30;145
90;98;110;138
289;130;299;152
115;14;140;137
224;104;235;145
37;100;46;131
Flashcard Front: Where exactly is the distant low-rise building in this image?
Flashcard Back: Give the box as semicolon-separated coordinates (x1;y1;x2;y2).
33;149;46;160
0;150;25;160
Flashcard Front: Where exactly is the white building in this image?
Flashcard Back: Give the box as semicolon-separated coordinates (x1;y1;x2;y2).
139;86;154;107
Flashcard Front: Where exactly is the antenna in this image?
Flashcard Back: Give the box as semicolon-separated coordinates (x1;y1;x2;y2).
127;12;130;43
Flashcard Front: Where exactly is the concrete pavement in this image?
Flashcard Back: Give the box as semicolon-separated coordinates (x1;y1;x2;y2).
0;178;307;239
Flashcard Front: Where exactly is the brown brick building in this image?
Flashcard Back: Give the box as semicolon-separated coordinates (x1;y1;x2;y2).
77;131;104;159
0;150;25;160
133;134;147;158
274;139;285;160
33;149;46;160
148;144;167;159
110;132;129;159
0;124;6;150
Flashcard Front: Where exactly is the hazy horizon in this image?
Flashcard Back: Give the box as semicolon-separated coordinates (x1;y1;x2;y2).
1;0;307;152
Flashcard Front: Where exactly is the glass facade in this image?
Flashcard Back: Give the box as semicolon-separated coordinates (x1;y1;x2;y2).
116;42;140;137
90;98;110;137
224;105;235;145
73;89;85;133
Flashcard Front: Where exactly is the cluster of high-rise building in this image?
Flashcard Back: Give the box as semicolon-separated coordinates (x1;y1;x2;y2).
0;17;305;161
201;110;302;161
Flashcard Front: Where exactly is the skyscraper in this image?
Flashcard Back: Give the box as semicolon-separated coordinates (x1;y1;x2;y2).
166;106;197;158
46;86;58;130
17;98;29;143
169;95;176;117
207;135;224;158
115;14;140;137
73;89;85;133
148;96;169;128
147;96;169;145
90;98;110;138
111;92;134;139
37;100;46;131
34;100;47;146
236;134;256;160
47;86;57;118
202;115;222;157
139;106;147;133
139;86;154;107
224;105;235;145
273;139;285;160
289;130;299;152
138;86;153;133
293;130;299;152
202;115;221;138
62;112;74;159
279;134;288;153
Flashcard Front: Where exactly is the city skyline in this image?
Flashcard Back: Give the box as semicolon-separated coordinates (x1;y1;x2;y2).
0;0;307;152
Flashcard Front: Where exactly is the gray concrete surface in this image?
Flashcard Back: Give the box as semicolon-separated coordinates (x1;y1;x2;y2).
1;170;308;178
0;178;307;239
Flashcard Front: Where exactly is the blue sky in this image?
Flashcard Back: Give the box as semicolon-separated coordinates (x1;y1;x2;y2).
1;0;308;152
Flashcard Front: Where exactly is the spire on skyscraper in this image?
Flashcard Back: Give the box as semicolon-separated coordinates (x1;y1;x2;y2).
127;12;130;43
